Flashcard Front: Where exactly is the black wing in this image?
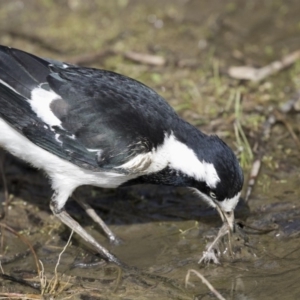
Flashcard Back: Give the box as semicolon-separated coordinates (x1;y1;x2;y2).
0;46;177;171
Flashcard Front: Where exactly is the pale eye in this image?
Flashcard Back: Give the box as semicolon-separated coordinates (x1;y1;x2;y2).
209;191;217;199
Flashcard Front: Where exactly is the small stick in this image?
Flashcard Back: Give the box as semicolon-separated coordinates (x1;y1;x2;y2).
39;260;47;294
244;114;275;203
68;49;166;66
185;269;226;300
54;230;73;277
228;50;300;81
0;292;42;299
47;230;74;295
123;51;166;66
244;106;300;204
244;159;261;203
0;223;40;275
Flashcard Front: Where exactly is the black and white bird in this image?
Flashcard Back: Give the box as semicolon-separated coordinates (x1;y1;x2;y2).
0;46;243;266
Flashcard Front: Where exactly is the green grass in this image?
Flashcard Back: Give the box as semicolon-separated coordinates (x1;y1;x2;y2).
233;90;253;169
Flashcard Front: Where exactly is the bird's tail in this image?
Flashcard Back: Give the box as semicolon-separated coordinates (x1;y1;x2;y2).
0;46;51;129
0;45;51;99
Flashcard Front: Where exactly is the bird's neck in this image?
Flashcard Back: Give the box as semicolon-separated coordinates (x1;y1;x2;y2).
121;166;193;187
172;118;207;151
122;121;210;188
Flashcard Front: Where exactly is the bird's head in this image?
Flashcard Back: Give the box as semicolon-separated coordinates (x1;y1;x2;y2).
189;135;244;231
119;130;243;232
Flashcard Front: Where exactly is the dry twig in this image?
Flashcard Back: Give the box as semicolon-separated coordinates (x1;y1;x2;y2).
244;106;300;203
0;292;42;299
185;269;226;300
0;222;40;275
228;50;300;81
68;49;165;66
43;230;74;295
244;159;261;203
123;51;165;66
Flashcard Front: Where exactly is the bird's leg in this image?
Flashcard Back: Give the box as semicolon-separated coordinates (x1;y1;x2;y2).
50;200;124;267
73;196;121;245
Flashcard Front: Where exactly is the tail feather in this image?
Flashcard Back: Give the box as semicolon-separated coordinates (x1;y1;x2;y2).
8;47;51;83
0;83;34;131
0;45;99;171
0;48;38;97
0;46;51;98
0;46;50;128
0;82;97;170
0;45;74;97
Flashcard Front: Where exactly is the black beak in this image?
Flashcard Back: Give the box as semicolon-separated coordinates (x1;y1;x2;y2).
215;205;235;232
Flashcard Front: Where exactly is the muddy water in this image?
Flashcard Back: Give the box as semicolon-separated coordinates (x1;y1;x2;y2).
0;0;300;299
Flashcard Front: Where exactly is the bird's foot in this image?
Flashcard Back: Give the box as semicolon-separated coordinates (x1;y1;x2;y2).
198;223;230;264
199;222;249;264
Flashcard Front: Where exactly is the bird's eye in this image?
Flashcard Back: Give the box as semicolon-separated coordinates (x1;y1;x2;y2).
209;191;217;199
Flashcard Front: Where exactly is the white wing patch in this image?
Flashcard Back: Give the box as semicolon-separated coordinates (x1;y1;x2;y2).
55;133;62;144
86;148;100;152
116;152;152;173
29;87;62;127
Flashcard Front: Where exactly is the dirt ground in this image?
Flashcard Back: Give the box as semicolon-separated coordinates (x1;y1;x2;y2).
0;1;300;299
